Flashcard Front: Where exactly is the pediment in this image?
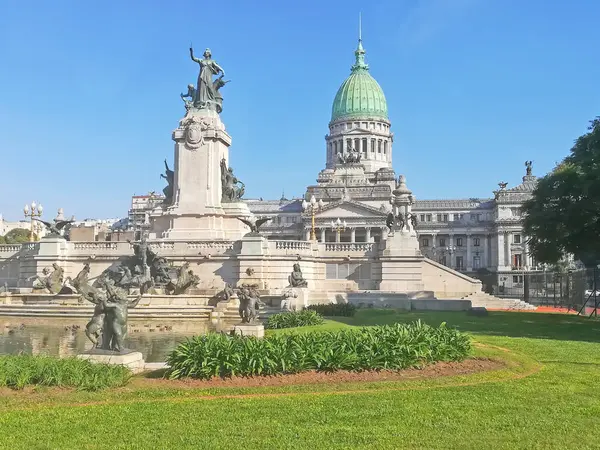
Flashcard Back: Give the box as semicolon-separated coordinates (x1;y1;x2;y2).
315;201;387;219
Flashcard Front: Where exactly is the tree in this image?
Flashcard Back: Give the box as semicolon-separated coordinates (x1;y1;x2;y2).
522;117;600;266
3;228;36;244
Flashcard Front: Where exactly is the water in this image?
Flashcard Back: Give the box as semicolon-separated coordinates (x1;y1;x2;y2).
0;317;225;362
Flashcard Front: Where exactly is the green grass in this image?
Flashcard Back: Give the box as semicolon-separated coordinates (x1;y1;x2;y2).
0;310;600;449
0;355;132;391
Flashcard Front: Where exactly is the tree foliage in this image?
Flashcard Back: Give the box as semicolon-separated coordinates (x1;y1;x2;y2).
2;228;35;244
522;117;600;266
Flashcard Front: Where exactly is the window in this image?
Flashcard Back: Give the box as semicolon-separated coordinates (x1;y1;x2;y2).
371;140;375;152
362;138;367;153
473;256;481;269
437;214;442;222
443;214;448;222
513;275;523;283
422;238;429;247
456;256;464;270
378;141;382;153
456;237;463;247
476;214;482;222
514;234;521;244
513;254;523;268
334;141;338;154
420;214;425;222
426;214;432;222
383;141;388;154
439;238;446;247
473;237;481;247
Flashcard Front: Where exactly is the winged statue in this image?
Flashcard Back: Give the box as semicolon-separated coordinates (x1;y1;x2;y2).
236;216;273;234
34;218;74;237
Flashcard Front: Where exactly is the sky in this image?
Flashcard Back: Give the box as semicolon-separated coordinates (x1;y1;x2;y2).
0;0;598;221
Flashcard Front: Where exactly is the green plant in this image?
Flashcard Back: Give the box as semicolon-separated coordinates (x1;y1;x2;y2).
305;303;357;317
0;355;132;391
166;320;471;380
264;310;324;329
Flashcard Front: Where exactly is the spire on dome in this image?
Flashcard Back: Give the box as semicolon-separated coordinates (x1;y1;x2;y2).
352;13;369;72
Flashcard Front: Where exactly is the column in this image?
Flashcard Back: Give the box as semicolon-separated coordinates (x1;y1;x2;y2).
365;227;372;242
497;232;505;269
466;234;472;271
320;228;326;243
523;235;529;269
448;234;454;269
504;232;510;268
482;234;488;268
350;227;356;243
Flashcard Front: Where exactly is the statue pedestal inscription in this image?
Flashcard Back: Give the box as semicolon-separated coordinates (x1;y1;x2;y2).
233;324;265;338
77;349;145;374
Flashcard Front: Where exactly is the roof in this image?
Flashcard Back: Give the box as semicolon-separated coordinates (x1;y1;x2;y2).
330;39;388;123
413;199;495;210
245;199;303;214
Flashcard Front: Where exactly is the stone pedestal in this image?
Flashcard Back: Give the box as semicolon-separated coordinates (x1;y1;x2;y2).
77;349;145;374
379;231;425;292
151;108;252;241
281;287;309;311
233;323;265;338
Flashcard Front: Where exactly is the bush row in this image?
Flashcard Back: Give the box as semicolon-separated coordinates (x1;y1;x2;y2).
0;355;132;391
305;303;357;317
166;321;471;380
265;310;324;329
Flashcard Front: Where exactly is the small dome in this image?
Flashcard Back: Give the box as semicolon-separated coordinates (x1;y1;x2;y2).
331;39;388;123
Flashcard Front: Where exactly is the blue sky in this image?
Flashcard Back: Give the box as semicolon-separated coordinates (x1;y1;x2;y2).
0;0;598;221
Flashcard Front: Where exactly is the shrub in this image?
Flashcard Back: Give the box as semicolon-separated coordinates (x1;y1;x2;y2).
0;355;132;391
166;321;471;380
265;310;324;329
305;303;357;317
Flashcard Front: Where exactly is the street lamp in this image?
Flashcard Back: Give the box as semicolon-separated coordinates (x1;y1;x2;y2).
302;195;324;241
445;245;456;268
23;201;43;242
330;218;347;242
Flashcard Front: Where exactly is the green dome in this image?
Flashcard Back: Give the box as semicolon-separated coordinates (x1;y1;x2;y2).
331;39;388;123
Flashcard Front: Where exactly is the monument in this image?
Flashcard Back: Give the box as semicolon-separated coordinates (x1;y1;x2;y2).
150;46;252;241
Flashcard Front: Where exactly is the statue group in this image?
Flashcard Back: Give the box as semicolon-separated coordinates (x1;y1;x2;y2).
386;212;418;232
337;146;362;165
160;160;174;204
181;47;230;114
220;158;245;202
74;237;199;352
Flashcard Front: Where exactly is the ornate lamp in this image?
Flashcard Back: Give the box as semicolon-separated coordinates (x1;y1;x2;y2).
23;201;43;242
330;218;347;242
302;195;324;241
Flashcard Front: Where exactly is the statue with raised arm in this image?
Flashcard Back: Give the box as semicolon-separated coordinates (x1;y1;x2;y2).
189;46;226;111
525;160;533;176
160;159;174;204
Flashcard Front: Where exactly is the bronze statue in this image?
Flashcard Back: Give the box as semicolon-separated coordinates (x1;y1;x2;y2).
216;283;235;302
81;277;146;352
220;158;245;202
31;267;51;292
525;160;533;176
236;216;272;234
212;74;230;114
34;218;74;238
160;160;174;204
288;263;308;288
385;213;394;232
237;283;261;324
498;181;508;190
189;46;226;111
408;212;418;229
180;84;196;110
166;262;200;295
337;145;362;164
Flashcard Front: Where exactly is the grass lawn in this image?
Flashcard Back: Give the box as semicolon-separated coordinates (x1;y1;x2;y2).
1;310;600;449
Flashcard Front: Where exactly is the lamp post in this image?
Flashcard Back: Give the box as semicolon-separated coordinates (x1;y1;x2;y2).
330;218;347;243
23;201;43;242
302;195;324;241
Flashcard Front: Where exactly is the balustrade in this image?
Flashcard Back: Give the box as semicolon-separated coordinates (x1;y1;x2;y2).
72;242;118;251
324;243;374;252
275;241;312;251
0;245;21;253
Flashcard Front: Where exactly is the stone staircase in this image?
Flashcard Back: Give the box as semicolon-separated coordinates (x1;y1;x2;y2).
461;292;537;311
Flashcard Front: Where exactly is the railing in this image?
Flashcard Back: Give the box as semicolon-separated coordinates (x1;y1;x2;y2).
325;243;374;252
149;242;175;250
0;245;21;253
187;241;234;251
275;241;312;251
72;242;118;251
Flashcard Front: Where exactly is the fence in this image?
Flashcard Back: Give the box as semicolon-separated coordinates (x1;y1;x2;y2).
488;268;599;313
